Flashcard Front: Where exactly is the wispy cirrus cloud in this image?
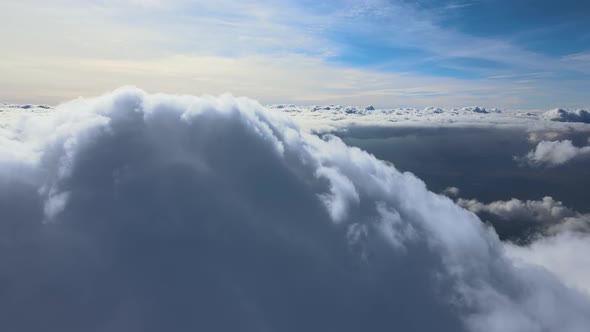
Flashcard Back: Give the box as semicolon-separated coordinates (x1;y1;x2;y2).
1;0;589;107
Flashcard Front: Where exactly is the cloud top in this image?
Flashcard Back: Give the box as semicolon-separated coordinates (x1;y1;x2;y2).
1;88;590;331
458;196;590;235
516;140;590;167
543;109;590;123
265;104;590;131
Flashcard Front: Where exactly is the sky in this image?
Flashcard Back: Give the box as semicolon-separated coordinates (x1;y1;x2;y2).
3;3;590;330
1;0;590;108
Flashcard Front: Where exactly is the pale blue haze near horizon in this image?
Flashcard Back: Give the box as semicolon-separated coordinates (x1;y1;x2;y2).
1;0;589;108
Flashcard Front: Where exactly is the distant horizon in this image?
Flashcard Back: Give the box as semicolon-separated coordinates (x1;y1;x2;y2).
2;86;589;111
2;0;590;109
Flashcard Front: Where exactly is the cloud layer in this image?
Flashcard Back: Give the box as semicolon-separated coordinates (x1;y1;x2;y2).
264;104;590;132
1;88;590;331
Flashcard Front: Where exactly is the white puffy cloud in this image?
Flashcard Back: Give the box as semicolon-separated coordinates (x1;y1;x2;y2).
457;196;590;235
442;186;461;197
456;195;590;295
506;232;590;294
1;88;590;331
516;140;590;167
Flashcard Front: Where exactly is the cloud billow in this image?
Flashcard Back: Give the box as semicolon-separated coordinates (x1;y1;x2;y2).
516;140;590;167
543;108;590;123
457;196;590;236
456;195;590;294
1;88;590;332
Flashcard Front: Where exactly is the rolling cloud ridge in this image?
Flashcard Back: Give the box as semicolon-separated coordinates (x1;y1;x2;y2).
1;87;590;332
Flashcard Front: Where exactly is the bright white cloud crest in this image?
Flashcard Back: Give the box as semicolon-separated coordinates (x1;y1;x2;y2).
506;232;590;295
517;140;590;167
1;88;590;331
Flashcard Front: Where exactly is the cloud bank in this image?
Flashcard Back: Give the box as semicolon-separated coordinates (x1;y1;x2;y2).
5;102;590;134
457;196;590;235
458;195;590;294
1;88;590;332
263;104;590;132
543;109;590;123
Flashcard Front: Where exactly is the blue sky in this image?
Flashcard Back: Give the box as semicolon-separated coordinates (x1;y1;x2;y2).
322;0;590;77
0;0;589;108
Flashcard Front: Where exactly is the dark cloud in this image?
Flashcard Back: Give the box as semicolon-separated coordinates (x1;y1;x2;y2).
543;109;590;123
1;88;590;332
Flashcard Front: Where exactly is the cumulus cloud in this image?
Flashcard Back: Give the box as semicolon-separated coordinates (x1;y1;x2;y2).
458;194;590;300
442;187;461;197
543;108;590;123
457;196;590;235
442;186;461;197
1;88;590;331
452;191;590;296
516;140;590;167
506;232;590;294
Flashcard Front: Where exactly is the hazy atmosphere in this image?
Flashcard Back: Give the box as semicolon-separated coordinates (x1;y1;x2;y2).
2;0;590;108
2;1;590;332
